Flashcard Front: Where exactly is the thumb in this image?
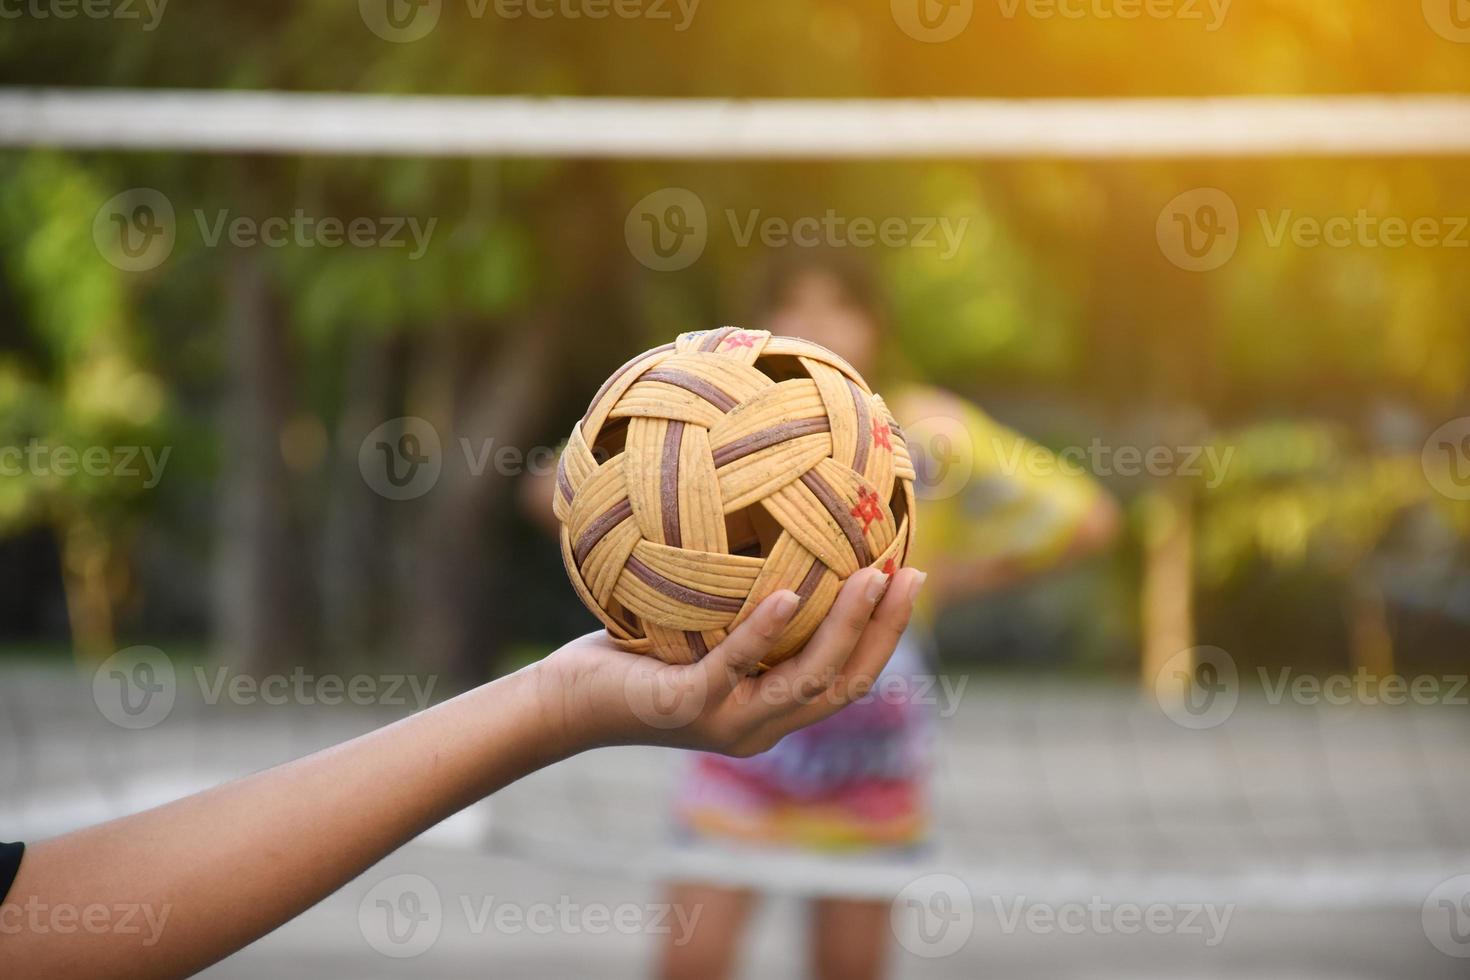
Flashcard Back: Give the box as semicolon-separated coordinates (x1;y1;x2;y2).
701;591;801;700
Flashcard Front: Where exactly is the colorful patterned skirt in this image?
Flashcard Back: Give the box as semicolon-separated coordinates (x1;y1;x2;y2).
675;631;936;852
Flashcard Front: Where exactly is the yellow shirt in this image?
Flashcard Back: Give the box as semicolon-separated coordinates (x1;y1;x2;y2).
890;384;1103;578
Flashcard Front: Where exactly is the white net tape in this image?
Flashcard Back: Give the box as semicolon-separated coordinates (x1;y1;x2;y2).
3;89;1470;157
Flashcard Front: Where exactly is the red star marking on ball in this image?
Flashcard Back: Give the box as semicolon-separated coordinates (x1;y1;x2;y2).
850;486;884;532
721;331;758;350
871;419;892;451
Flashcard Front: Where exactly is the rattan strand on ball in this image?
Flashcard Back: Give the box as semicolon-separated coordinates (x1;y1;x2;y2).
554;328;917;668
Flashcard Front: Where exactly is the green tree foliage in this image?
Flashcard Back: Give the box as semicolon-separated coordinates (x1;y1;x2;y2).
0;1;1465;671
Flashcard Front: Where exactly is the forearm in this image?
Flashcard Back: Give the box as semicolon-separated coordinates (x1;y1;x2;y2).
4;664;571;979
0;569;922;980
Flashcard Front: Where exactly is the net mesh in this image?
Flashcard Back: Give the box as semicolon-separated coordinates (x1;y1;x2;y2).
3;669;1466;907
482;680;1470;905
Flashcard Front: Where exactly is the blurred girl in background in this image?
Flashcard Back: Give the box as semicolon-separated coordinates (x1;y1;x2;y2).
661;252;1119;980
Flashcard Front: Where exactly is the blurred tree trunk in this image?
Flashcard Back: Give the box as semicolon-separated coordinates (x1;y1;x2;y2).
211;250;309;673
401;321;556;686
58;515;124;661
320;337;392;667
1081;171;1217;687
1347;569;1395;679
1140;482;1196;684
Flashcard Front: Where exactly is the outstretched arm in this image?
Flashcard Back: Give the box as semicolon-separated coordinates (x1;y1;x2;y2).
929;493;1120;603
1;566;923;980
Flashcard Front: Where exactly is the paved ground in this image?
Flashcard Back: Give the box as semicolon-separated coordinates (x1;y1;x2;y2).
3;661;1468;978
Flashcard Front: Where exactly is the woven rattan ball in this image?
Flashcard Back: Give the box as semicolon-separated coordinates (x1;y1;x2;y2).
554;328;917;668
